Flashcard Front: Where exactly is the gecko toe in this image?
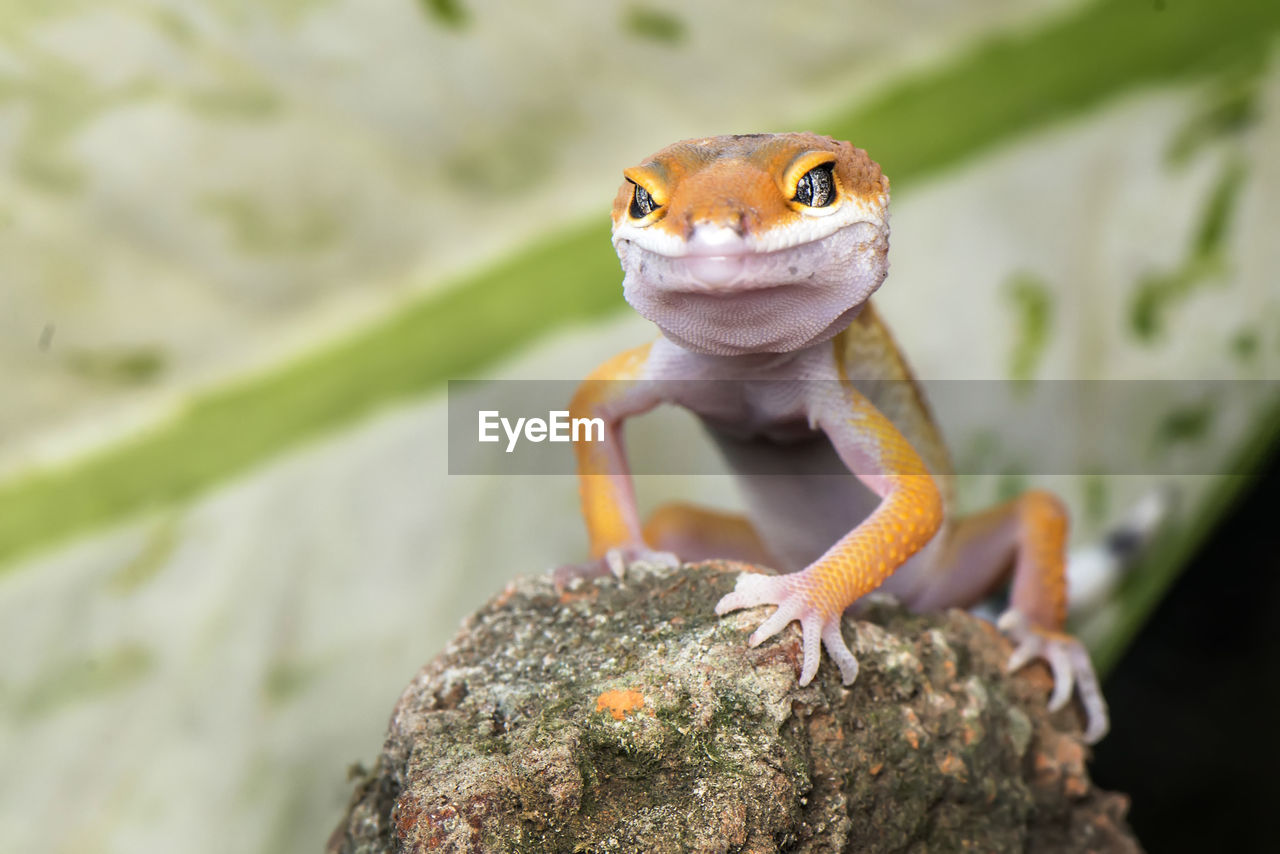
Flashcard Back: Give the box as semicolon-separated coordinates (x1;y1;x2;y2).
714;591;750;615
605;545;680;577
1006;637;1040;674
605;550;627;578
1045;643;1074;713
646;549;681;569
747;599;802;647
797;615;823;686
716;570;851;687
715;571;778;614
999;608;1110;743
1068;641;1109;743
821;620;860;685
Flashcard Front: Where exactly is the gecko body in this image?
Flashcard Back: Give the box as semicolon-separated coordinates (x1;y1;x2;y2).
569;133;1107;742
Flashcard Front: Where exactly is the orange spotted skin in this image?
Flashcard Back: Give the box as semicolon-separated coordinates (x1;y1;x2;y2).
571;133;1107;742
612;133;888;237
808;349;946;616
1010;491;1070;629
920;490;1069;629
835;304;953;499
569;342;653;559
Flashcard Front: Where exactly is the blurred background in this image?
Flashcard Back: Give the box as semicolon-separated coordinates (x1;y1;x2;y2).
1;1;1277;851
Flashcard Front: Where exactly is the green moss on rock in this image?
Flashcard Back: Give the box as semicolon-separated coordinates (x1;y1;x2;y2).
328;562;1140;853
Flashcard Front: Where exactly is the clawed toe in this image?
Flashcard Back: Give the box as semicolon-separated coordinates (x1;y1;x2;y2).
821;620;860;685
551;558;613;590
602;545;680;578
714;570;780;615
748;600;803;647
715;571;859;688
998;610;1110;743
555;545;680;589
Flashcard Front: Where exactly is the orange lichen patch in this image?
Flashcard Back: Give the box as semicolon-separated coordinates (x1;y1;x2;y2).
394;794;456;848
901;708;926;750
557;586;599;605
868;762;884;776
595;688;647;720
1053;736;1089;798
936;752;967;779
809;714;845;744
1032;734;1089;797
392;795;424;841
1064;772;1090;799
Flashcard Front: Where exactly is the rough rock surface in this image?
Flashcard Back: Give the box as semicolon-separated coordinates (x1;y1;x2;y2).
327;562;1141;853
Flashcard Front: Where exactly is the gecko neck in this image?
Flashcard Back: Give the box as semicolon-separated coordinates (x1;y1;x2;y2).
670;345;810;372
657;300;867;367
658;320;859;378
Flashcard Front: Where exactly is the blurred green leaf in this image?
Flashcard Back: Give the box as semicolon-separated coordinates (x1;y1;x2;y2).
624;6;685;44
65;348;168;386
420;0;468;29
4;0;1280;571
1005;272;1053;383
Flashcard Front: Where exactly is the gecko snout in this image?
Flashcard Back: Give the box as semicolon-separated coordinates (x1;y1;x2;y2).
683;222;750;286
687;223;749;255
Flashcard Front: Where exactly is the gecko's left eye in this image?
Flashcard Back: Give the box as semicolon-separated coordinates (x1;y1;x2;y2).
793;163;835;208
629;182;660;219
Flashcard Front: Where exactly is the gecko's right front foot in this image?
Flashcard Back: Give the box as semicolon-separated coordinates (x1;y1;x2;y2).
715;569;860;688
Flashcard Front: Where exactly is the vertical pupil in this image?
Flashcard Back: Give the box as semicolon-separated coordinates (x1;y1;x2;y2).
631;184;657;218
796;165;834;207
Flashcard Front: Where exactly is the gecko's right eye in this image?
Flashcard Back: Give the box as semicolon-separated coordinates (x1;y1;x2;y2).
629;182;660;220
793;163;835;208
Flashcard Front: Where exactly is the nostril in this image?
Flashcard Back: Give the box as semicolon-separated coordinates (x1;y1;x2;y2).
691;215;746;236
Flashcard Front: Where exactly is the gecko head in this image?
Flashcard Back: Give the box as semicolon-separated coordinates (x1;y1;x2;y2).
610;132;890;355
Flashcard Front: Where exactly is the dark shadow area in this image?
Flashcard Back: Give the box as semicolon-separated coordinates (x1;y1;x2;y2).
1092;442;1280;852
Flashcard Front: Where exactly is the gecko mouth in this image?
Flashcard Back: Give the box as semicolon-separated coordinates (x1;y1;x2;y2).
618;219;889;355
680;254;747;288
628;240;830;294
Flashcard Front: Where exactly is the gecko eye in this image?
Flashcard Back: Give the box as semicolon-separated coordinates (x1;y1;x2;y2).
793;163;835;208
629;182;660;219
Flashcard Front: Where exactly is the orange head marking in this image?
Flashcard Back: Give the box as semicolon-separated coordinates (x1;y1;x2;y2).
609;133;893;356
611;133;888;249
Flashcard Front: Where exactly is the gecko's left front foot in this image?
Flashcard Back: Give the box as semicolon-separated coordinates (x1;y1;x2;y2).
715;570;860;687
997;610;1109;744
601;544;680;577
552;544;679;590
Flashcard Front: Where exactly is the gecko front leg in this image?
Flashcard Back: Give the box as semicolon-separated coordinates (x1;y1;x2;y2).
715;376;944;686
565;342;678;579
